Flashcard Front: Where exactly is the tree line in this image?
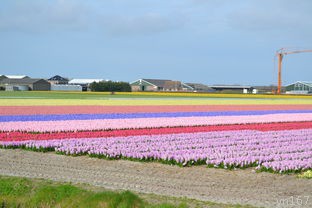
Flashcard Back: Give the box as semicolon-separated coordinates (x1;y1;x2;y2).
89;81;131;92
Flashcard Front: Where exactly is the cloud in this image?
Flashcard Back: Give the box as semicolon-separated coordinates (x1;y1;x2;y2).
99;13;186;36
0;0;186;36
0;0;91;32
1;0;311;40
226;0;312;37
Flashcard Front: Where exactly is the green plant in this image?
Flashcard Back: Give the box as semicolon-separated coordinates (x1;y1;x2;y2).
298;170;312;179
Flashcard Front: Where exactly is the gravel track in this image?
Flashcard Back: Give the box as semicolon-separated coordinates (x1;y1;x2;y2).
0;149;311;208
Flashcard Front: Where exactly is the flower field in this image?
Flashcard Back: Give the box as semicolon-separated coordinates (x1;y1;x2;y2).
0;94;312;173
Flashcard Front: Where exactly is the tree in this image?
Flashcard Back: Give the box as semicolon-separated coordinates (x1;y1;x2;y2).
90;81;131;92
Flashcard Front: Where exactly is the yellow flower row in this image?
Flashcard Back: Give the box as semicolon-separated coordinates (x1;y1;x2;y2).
119;92;312;99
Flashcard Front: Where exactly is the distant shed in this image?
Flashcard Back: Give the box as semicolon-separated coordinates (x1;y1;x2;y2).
208;85;252;93
0;78;51;91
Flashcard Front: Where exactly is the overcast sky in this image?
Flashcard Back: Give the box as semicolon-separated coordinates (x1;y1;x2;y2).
0;0;311;85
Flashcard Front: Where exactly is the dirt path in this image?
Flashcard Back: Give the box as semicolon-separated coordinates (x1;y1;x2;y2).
0;149;311;208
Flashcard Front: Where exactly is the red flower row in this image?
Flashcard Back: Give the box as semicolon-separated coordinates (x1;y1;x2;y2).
1;121;311;142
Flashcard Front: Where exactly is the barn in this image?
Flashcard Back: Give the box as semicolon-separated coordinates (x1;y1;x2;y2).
130;79;193;92
208;85;253;94
0;78;51;91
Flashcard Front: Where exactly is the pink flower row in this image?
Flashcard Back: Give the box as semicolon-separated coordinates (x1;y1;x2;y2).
1;121;311;142
1;113;311;132
2;129;311;172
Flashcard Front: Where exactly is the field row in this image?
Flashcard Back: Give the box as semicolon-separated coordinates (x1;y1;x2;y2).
1;113;311;132
1;104;312;115
1;122;310;142
1;98;312;106
2;90;312;99
2;129;311;172
1;110;312;122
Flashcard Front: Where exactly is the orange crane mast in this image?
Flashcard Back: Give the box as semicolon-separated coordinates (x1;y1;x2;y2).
276;48;312;94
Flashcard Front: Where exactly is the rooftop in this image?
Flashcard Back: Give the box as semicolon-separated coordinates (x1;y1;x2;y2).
289;81;312;87
0;78;46;85
141;79;172;87
48;75;69;81
185;83;215;91
68;79;105;84
0;75;29;79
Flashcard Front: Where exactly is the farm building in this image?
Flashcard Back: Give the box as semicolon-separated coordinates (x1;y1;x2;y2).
130;79;193;92
0;78;51;91
185;83;215;92
68;79;106;91
208;85;253;93
286;81;312;94
48;75;69;85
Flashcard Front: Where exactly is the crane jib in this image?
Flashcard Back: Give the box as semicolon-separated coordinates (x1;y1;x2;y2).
275;48;312;94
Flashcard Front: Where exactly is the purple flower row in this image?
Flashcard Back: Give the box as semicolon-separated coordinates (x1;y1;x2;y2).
1;110;312;122
1;129;311;172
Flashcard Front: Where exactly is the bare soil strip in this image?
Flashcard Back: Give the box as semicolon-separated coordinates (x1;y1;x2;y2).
0;149;311;208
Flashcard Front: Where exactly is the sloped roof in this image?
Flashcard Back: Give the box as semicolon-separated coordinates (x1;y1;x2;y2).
163;81;182;89
132;78;193;89
0;78;48;85
48;75;69;81
186;83;214;91
290;81;312;87
1;75;29;79
142;79;172;87
0;75;7;80
68;79;104;84
181;83;194;90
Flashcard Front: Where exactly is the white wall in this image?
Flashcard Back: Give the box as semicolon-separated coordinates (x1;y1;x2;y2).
5;85;29;91
51;84;82;91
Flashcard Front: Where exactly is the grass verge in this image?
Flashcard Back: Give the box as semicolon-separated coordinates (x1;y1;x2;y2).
0;91;311;100
0;176;255;208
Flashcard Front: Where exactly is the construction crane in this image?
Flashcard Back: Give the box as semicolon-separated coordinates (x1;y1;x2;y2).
276;48;312;94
